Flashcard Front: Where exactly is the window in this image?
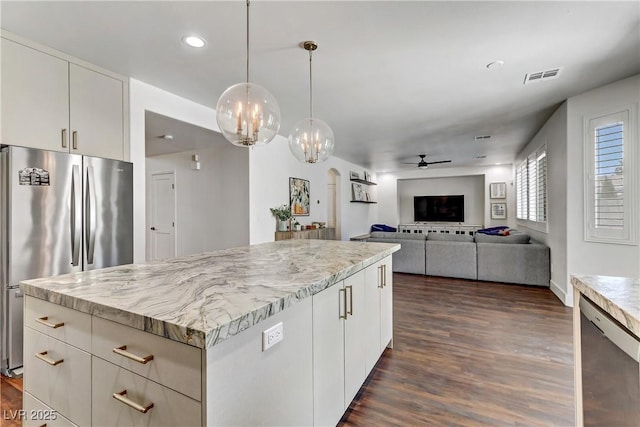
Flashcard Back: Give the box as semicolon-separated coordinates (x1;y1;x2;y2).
516;145;547;227
585;108;636;244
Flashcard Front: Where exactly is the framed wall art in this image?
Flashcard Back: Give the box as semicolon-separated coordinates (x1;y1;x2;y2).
289;177;310;215
491;202;507;220
490;182;506;199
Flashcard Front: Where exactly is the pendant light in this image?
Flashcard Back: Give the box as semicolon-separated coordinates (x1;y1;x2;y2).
288;41;335;163
216;0;280;146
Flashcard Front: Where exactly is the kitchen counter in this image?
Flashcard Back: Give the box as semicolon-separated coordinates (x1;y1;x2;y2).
571;274;640;338
571;274;640;427
20;239;399;349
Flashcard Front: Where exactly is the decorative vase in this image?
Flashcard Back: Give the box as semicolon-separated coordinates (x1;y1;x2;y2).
277;220;289;232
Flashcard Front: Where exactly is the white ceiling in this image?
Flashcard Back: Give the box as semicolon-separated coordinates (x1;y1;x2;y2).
2;1;639;171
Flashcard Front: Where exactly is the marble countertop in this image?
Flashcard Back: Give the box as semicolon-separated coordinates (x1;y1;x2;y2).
571;274;640;337
21;240;399;350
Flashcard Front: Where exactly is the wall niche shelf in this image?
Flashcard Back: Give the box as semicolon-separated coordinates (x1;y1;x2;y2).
350;200;377;204
350;178;377;186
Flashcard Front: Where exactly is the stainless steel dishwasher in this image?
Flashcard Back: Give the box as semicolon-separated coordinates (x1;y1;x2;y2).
580;295;640;426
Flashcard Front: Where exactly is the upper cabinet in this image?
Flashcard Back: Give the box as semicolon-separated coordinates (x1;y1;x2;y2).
1;34;129;161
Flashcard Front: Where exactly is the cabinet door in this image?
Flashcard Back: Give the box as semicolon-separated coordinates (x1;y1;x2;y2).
1;38;69;151
312;282;345;426
344;269;366;406
69;63;124;160
364;260;382;374
380;256;394;349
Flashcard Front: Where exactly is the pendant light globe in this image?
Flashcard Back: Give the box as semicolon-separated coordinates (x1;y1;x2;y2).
288;117;334;163
288;40;334;163
216;82;281;146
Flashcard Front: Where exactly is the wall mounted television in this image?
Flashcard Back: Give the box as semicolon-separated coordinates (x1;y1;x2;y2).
414;195;464;222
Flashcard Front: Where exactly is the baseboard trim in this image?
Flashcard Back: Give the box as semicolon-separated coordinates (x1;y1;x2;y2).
550;279;572;307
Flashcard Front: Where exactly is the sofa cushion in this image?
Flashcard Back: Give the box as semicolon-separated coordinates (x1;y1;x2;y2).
474;233;530;244
427;232;474;243
369;231;426;241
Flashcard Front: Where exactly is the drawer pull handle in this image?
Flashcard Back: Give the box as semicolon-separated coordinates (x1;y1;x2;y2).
113;390;154;414
113;345;154;364
35;351;64;366
36;316;64;329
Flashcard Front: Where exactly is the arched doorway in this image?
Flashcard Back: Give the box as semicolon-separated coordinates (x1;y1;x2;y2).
327;169;342;240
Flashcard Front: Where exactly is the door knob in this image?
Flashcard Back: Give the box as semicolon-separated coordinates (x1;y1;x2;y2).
150;227;156;231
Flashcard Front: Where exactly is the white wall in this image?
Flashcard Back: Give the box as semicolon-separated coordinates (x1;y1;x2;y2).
377;165;515;229
249;136;378;243
516;102;568;304
565;74;640;305
397;176;485;225
130;79;227;262
146;145;249;258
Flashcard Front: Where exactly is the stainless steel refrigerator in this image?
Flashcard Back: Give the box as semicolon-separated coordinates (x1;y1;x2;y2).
0;145;133;377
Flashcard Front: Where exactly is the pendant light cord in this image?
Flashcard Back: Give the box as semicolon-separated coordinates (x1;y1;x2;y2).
246;0;250;83
309;48;313;119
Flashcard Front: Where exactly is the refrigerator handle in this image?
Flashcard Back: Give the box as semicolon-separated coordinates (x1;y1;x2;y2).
85;166;97;265
71;165;81;266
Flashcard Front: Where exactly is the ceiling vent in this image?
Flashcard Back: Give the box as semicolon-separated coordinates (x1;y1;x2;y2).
523;68;562;84
474;135;491;141
473;155;487;159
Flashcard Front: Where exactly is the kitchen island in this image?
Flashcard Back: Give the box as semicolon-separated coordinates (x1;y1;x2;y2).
20;239;399;426
571;275;640;427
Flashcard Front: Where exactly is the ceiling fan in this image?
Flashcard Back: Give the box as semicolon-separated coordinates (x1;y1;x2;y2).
402;155;452;169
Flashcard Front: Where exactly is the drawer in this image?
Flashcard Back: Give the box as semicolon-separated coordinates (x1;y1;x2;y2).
24;328;91;426
23;392;78;427
25;296;91;351
92;316;201;401
92;356;201;427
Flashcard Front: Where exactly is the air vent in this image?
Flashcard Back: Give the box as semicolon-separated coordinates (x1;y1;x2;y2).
474;135;491;141
523;68;562;84
473;155;487;159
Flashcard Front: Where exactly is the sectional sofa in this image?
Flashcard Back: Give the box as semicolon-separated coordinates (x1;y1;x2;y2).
366;231;550;287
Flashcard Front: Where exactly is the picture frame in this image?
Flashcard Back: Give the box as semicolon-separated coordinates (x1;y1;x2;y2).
352;183;365;201
350;170;361;180
289;177;310;216
490;182;507;199
491;202;507;220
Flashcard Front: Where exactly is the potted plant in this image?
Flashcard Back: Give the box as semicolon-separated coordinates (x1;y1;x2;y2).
293;218;301;231
270;204;292;231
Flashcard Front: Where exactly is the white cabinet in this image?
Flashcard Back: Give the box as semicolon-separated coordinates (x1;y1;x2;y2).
364;256;393;373
1;35;127;160
312;258;393;425
92;357;201;427
23;392;78;427
312;280;345;426
24;327;91;426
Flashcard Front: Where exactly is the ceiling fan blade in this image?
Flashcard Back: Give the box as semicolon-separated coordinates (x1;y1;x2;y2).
426;160;452;165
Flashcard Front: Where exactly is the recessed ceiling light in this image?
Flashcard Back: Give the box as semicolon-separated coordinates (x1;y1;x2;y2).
486;60;504;69
182;35;206;48
495;162;502;165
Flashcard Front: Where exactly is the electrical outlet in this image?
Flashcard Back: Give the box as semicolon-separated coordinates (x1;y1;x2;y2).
262;322;283;351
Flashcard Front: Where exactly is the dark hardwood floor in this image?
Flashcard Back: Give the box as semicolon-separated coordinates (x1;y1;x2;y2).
1;373;22;427
339;273;575;426
1;274;574;426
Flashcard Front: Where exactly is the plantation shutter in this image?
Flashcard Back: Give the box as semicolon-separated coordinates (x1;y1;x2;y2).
536;149;547;222
585;108;635;244
516;161;527;220
594;122;624;229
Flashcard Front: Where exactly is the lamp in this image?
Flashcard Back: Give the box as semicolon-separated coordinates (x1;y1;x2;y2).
288;41;335;163
216;0;280;146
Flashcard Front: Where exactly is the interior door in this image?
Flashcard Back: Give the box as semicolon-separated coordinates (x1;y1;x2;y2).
150;172;176;260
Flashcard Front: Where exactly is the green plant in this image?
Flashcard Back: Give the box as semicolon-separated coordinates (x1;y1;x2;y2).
270;204;292;221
